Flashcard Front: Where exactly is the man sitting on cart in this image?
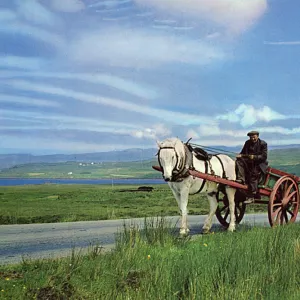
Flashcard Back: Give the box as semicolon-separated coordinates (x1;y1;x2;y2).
235;131;268;203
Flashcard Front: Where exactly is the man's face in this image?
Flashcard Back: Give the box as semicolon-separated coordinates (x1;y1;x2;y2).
249;134;259;143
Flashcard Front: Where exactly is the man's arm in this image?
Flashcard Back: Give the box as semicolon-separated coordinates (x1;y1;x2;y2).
240;141;248;155
256;141;267;162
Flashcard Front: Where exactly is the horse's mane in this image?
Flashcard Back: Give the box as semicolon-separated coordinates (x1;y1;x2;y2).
159;137;180;148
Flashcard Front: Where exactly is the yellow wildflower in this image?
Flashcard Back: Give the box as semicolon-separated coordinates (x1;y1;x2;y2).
1;290;4;292
147;254;151;259
5;277;10;281
203;243;208;247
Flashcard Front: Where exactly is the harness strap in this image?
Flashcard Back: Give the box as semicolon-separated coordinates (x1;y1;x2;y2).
214;155;227;179
191;160;208;195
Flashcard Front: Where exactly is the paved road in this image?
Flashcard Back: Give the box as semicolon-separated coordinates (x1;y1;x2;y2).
0;214;270;265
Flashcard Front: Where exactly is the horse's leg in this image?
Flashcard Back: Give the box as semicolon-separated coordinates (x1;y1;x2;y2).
179;185;190;235
202;192;218;234
170;185;190;235
226;187;236;232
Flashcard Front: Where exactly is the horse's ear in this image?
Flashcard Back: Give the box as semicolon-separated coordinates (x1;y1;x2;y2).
186;137;192;144
156;140;162;148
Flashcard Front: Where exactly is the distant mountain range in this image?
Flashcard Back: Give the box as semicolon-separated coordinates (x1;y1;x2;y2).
1;144;300;170
0;148;157;170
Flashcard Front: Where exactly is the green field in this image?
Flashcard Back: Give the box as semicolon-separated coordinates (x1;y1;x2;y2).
1;219;300;299
0;184;269;225
0;184;206;224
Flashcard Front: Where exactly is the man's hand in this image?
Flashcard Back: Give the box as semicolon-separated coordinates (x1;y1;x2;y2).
249;154;255;160
236;154;242;158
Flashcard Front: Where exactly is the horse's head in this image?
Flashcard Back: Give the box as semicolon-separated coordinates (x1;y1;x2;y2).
157;138;185;182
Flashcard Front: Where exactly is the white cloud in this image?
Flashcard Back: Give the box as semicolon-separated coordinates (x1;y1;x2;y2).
256;126;300;135
50;0;85;13
68;27;226;68
0;56;45;70
217;104;291;127
199;124;236;137
5;80;213;126
0;135;140;153
0;9;17;22
0;22;65;49
134;0;267;36
154;19;176;25
132;124;171;139
264;41;300;46
16;0;61;27
0;94;60;108
195;123;246;138
186;123;300;148
186;129;199;139
88;0;131;9
206;32;221;40
0;71;159;99
1;108;139;134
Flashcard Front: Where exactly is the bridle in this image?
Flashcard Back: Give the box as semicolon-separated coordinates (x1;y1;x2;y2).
157;144;191;182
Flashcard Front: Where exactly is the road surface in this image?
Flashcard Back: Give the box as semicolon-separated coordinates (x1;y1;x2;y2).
0;214;270;265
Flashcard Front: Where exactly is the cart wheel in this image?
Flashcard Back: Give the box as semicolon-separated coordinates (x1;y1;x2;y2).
268;175;299;226
215;190;246;228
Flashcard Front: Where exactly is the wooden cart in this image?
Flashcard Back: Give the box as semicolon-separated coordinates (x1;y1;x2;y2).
153;165;300;228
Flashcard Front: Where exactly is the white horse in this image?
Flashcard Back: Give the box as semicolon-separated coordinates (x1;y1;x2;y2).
157;137;237;234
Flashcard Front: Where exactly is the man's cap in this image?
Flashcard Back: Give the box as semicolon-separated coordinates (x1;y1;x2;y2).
247;130;259;136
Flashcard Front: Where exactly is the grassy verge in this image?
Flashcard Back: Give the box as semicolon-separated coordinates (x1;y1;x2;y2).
0;184;268;225
1;218;300;299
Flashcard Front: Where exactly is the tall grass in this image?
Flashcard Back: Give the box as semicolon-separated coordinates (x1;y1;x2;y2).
1;218;300;299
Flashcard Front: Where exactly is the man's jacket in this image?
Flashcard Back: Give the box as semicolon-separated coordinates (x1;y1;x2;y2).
240;138;268;172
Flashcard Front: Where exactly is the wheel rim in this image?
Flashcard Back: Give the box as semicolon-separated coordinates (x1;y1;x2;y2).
268;175;299;226
215;191;246;228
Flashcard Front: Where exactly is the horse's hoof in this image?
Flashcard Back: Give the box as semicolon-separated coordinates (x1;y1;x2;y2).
202;229;210;235
179;229;190;236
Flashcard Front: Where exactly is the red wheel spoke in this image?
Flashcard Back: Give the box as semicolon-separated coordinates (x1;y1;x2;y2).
272;206;281;217
284;183;294;198
272;202;282;207
276;210;282;224
284;181;288;192
272;207;281;220
286;190;297;201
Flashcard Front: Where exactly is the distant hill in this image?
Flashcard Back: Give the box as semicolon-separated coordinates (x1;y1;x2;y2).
0;160;161;179
0;144;300;171
0;148;158;170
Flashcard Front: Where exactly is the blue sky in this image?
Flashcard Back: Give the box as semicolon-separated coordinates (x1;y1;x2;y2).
1;0;300;154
